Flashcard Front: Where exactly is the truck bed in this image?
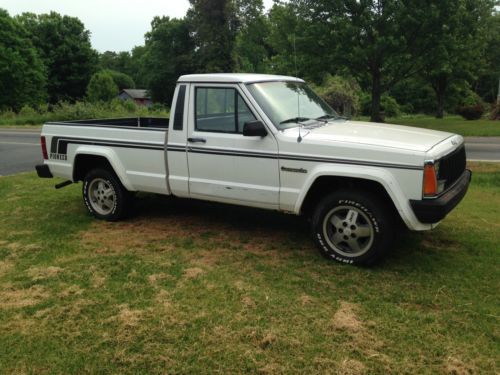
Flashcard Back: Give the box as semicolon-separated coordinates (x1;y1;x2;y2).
46;117;169;130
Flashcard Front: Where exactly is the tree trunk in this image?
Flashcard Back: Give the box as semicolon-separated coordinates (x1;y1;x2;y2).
370;68;383;122
433;74;448;119
436;91;445;119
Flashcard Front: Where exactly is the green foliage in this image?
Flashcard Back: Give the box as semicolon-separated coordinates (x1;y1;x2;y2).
0;9;47;111
313;75;361;116
187;0;237;72
0;100;169;126
234;0;270;72
360;93;401;118
16;12;98;103
143;17;195;104
102;69;135;90
86;72;119;103
421;0;495;118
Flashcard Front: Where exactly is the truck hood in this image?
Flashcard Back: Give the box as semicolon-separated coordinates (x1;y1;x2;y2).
302;120;453;152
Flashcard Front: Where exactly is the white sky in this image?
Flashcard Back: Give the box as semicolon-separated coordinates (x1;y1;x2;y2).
1;0;275;52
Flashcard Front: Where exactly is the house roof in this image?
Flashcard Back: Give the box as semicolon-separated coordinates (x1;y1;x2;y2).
178;73;304;84
121;89;150;99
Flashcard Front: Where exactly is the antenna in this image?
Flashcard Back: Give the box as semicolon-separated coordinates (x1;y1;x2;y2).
294;34;302;143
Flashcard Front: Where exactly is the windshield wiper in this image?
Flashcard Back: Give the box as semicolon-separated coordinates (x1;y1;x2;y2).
279;117;311;125
316;114;339;121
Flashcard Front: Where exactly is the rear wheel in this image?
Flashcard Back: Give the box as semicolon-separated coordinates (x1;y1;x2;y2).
83;168;131;221
311;189;394;265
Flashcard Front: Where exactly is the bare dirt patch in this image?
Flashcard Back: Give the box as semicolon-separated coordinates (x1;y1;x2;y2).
0;285;49;309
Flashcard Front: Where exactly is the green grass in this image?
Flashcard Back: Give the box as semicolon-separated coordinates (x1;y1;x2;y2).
0;164;499;373
385;115;500;137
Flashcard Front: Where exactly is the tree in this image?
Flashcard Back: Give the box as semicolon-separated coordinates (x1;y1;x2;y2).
475;10;500;103
422;0;495;118
142;17;196;104
102;69;135;90
290;1;444;121
187;0;238;72
0;9;46;111
234;0;270;72
17;11;98;103
86;72;119;102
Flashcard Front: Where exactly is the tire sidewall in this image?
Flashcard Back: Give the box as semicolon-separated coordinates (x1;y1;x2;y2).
312;191;390;265
83;169;127;221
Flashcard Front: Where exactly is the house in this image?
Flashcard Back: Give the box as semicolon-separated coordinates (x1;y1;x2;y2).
118;89;152;107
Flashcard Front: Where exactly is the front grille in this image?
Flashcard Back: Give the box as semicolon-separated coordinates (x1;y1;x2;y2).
439;146;466;189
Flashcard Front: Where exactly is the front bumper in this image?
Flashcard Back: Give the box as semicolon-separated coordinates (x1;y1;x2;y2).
35;164;53;178
410;169;472;224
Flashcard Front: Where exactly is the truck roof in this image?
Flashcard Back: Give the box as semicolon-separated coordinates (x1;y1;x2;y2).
178;73;305;84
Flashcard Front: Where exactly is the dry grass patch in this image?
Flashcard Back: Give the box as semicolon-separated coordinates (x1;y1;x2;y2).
332;301;364;333
336;358;367;375
0;261;14;276
27;266;63;280
0;284;49;309
183;267;204;279
444;356;476;375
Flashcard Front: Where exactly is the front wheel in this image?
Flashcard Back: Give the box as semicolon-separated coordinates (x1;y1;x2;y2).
311;189;394;265
83;168;131;221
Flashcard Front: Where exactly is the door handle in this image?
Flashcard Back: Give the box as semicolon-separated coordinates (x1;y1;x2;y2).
187;137;207;143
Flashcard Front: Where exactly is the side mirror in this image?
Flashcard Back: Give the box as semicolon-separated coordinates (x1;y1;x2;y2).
243;120;268;137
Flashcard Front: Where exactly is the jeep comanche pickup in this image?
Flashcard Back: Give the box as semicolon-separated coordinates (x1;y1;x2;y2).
36;73;471;265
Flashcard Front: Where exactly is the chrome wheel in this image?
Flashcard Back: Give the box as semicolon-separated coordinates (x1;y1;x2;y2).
322;205;374;257
88;178;116;216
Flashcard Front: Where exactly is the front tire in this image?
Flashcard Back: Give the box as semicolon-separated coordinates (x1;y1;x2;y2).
311;189;394;265
83;168;131;221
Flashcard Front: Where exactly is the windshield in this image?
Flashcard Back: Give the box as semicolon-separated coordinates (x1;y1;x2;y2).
246;81;338;129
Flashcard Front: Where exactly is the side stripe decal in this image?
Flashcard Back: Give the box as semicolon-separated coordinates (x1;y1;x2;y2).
47;136;422;171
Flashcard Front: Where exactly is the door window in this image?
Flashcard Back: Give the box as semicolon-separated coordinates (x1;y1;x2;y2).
195;87;256;133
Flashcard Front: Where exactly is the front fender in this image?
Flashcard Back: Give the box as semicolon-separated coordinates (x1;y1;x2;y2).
294;164;430;231
73;146;134;191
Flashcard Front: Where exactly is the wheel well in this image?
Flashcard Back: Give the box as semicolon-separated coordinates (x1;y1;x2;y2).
300;176;402;223
73;154;114;182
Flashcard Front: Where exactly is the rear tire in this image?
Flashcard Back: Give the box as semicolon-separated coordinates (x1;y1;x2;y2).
83;168;131;221
311;189;394;265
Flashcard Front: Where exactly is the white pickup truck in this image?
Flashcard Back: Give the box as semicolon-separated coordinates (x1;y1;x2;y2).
36;73;471;265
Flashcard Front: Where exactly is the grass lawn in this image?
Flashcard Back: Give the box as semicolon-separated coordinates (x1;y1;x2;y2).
0;163;498;373
385;115;500;137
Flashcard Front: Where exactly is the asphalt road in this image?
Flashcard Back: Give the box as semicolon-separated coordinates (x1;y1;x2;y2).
0;129;499;176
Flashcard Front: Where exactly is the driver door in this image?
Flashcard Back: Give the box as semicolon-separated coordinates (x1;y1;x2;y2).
186;84;280;208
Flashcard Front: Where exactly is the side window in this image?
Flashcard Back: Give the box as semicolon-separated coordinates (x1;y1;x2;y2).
195;87;256;133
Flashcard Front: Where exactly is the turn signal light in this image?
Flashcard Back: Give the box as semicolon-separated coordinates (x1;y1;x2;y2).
41;136;48;160
423;163;438;197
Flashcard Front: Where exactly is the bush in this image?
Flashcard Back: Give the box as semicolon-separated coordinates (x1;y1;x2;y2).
314;74;361;116
102;69;135;90
19;105;37;117
86;72;119;103
456;104;485;120
360;93;401;118
489;103;499;120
